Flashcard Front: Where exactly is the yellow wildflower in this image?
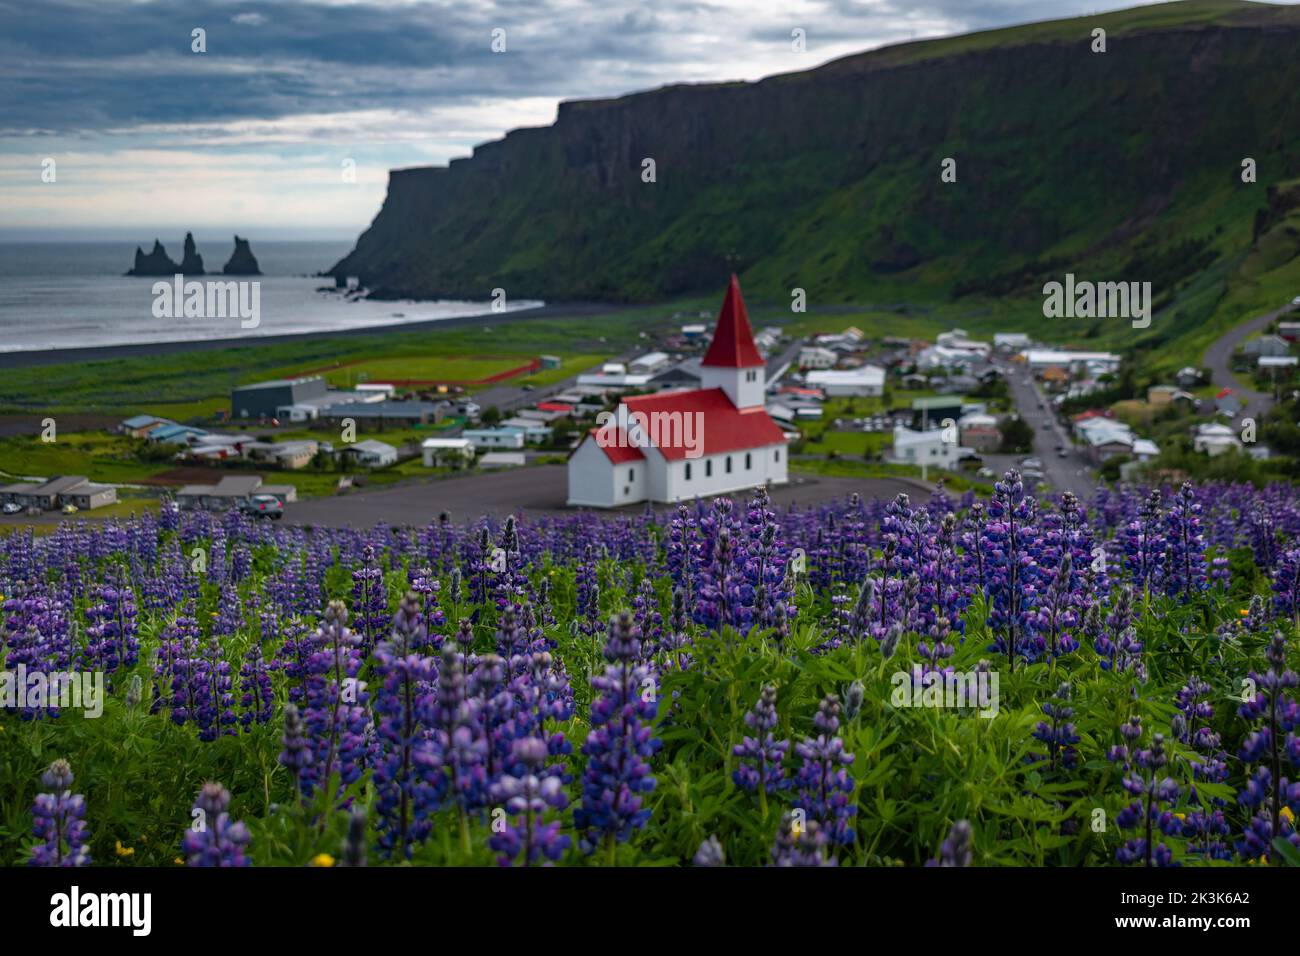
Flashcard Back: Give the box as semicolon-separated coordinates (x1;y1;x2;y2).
309;853;336;867
115;840;135;858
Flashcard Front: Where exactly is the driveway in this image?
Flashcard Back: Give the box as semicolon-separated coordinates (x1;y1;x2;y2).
1203;302;1296;423
281;465;931;526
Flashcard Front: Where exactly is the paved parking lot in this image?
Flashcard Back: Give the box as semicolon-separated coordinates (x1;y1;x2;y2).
282;465;930;527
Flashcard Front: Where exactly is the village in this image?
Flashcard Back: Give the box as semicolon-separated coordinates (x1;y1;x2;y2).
2;279;1293;522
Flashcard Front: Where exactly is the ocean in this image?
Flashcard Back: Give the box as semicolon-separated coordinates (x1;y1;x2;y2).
0;240;542;353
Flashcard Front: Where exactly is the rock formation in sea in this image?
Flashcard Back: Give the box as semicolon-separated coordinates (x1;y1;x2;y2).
222;235;262;275
125;240;181;276
179;232;205;275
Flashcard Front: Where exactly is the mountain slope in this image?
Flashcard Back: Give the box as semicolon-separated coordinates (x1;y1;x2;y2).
331;0;1300;350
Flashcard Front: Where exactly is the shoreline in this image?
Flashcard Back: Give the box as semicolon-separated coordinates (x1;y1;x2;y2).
0;300;634;370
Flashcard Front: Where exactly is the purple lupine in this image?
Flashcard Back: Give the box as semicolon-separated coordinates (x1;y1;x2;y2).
1235;633;1300;862
793;694;856;847
83;572;138;676
29;760;91;867
732;683;789;804
372;594;444;858
181;782;251;867
1107;717;1179;867
278;703;312;798
300;602;372;799
925;819;973;867
488;737;570;866
983;471;1040;670
238;642;274;728
1172;677;1231;861
769;812;837;867
1031;682;1080;774
1162;483;1208;599
350;546;389;653
576;611;660;856
1120;490;1165;594
1272;549;1300;626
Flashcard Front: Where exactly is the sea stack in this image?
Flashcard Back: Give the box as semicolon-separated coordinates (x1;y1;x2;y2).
125;240;181;276
222;235;262;276
179;232;205;275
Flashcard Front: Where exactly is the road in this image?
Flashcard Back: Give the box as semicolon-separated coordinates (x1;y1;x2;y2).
281;465;929;526
996;358;1096;500
1203;302;1296;424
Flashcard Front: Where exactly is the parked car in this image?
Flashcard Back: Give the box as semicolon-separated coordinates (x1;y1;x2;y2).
1058;448;1070;458
241;494;284;520
1022;469;1045;482
1021;457;1043;470
61;503;78;515
976;467;994;478
1;502;21;514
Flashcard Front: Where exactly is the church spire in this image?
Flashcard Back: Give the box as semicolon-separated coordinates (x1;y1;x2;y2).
701;274;765;369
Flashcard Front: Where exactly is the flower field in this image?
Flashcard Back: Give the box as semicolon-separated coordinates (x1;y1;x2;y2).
2;473;1299;868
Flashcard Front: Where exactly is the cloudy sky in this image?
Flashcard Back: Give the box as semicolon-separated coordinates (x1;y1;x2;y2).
0;0;1219;239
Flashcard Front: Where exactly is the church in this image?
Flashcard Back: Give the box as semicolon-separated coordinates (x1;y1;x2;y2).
567;276;788;508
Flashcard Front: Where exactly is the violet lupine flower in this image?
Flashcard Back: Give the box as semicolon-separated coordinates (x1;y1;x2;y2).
1162;483;1208;599
732;684;790;798
181;782;251;867
434;640;490;816
300;602;372;799
238;642;274;728
1235;633;1300;862
1106;717;1180;867
350;546;389;653
769;813;837;867
1031;683;1080;773
1120;490;1166;594
793;694;856;846
29;760;91;867
278;703;312;797
925;820;973;867
1171;677;1231;861
576;612;661;854
488;737;570;866
693;835;725;867
83;573;138;676
372;594;444;858
1272;549;1300;626
982;471;1040;671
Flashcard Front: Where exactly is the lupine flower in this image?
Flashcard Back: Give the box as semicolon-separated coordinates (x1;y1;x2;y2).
29;760;91;867
925;820;973;867
576;612;661;854
733;684;790;799
1107;718;1180;867
1235;633;1300;861
793;694;856;846
181;782;251;867
488;737;570;866
693;835;725;867
769;813;836;867
1031;683;1080;773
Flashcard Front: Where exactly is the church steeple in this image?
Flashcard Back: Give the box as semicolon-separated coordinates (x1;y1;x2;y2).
699;275;766;408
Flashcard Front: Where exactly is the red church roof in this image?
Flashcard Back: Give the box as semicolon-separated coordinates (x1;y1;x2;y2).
587;427;645;464
701;275;765;369
621;388;786;461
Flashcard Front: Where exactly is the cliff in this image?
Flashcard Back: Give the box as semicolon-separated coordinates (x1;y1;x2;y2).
125;240;181;277
329;0;1300;316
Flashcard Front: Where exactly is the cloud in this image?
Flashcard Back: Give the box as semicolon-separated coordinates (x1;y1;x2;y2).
0;0;1211;232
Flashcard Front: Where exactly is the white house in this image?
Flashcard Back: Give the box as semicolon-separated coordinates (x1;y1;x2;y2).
343;439;398;468
804;366;886;397
994;332;1031;351
567;276;788;508
799;346;839;369
463;427;526;450
887;425;969;470
1193;422;1242;457
630;351;670;374
421;437;475;467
